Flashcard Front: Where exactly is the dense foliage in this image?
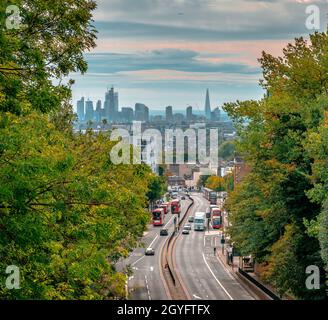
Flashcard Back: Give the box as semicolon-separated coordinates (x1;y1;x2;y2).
224;29;328;299
0;113;153;299
205;174;234;192
218;141;235;161
0;0;159;299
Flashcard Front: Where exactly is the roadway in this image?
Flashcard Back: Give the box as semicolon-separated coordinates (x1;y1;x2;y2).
116;198;191;300
174;193;256;300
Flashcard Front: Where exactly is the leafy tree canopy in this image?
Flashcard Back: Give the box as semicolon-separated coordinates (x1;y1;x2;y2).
223;29;328;299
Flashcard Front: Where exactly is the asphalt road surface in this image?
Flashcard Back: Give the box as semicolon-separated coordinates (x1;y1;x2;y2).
174;193;255;300
116;198;191;300
117;193;256;300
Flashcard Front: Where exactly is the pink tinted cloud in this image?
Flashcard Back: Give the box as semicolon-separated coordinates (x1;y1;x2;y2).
117;69;260;84
93;38;290;67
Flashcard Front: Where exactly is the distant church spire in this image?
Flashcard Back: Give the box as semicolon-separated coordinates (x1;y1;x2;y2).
205;88;211;120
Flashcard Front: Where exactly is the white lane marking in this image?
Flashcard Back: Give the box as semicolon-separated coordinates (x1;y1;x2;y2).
204;235;235;281
145;275;151;300
131;256;144;267
202;253;234;300
214;251;235;281
193;294;202;300
125;277;128;299
163;216;173;229
150;266;154;272
131;235;158;267
149;234;159;248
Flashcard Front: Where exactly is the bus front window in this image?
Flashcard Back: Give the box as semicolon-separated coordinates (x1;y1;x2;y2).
153;212;161;219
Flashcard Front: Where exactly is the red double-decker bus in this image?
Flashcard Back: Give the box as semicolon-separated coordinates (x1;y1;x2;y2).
171;199;181;214
160;203;170;214
211;208;222;229
152;208;165;226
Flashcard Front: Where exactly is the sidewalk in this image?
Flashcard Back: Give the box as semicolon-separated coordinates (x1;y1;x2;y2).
216;243;239;273
215;243;273;300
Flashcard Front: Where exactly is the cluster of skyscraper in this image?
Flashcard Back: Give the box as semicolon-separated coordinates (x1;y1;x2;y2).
76;86;150;124
76;87;221;124
164;89;220;123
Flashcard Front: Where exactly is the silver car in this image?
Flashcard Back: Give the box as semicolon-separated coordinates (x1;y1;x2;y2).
182;228;190;235
145;247;155;255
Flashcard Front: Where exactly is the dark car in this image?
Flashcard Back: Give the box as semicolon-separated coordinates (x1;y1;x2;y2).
145;247;155;256
188;216;194;223
160;229;169;236
181;196;186;200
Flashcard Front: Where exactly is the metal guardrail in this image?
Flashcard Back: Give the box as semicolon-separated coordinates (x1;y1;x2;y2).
238;268;281;300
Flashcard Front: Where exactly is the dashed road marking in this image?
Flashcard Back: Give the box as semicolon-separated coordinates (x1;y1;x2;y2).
145;275;151;300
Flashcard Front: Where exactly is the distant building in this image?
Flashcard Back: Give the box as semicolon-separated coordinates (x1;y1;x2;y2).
131;134;158;174
166;106;173;123
85;99;94;122
114;92;119;116
167;176;185;187
135;103;149;122
121;107;134;123
77;97;85;122
173;113;184;124
104;86;119;122
205;89;211;120
211;107;221;121
95;100;102;122
186;106;193;122
151;115;164;123
234;156;251;188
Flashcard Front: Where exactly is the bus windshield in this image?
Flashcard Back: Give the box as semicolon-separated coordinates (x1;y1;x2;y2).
194;219;204;224
213;218;221;226
153;211;161;219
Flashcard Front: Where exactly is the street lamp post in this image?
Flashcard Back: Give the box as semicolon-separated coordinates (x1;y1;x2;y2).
221;234;225;255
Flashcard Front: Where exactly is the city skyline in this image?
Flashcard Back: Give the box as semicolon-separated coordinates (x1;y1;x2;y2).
75;87;226;124
69;0;327;110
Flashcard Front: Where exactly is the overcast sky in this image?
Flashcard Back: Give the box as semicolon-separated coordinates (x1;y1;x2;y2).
70;0;327;112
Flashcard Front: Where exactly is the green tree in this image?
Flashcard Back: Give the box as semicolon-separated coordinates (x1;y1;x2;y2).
205;176;225;191
0;0;160;300
147;175;167;208
223;29;328;299
0;113;154;299
0;0;97;115
197;175;211;189
218;141;235;160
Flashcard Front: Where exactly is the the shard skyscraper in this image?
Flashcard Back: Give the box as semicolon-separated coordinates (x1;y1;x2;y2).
205;88;211;120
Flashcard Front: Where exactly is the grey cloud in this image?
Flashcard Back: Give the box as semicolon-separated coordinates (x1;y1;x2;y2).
95;20;304;41
94;0;327;41
84;49;261;74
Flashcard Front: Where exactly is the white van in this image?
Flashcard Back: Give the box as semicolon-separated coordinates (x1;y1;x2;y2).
194;212;206;231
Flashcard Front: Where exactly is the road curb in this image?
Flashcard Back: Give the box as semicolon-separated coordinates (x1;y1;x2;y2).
215;249;266;300
158;236;172;300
